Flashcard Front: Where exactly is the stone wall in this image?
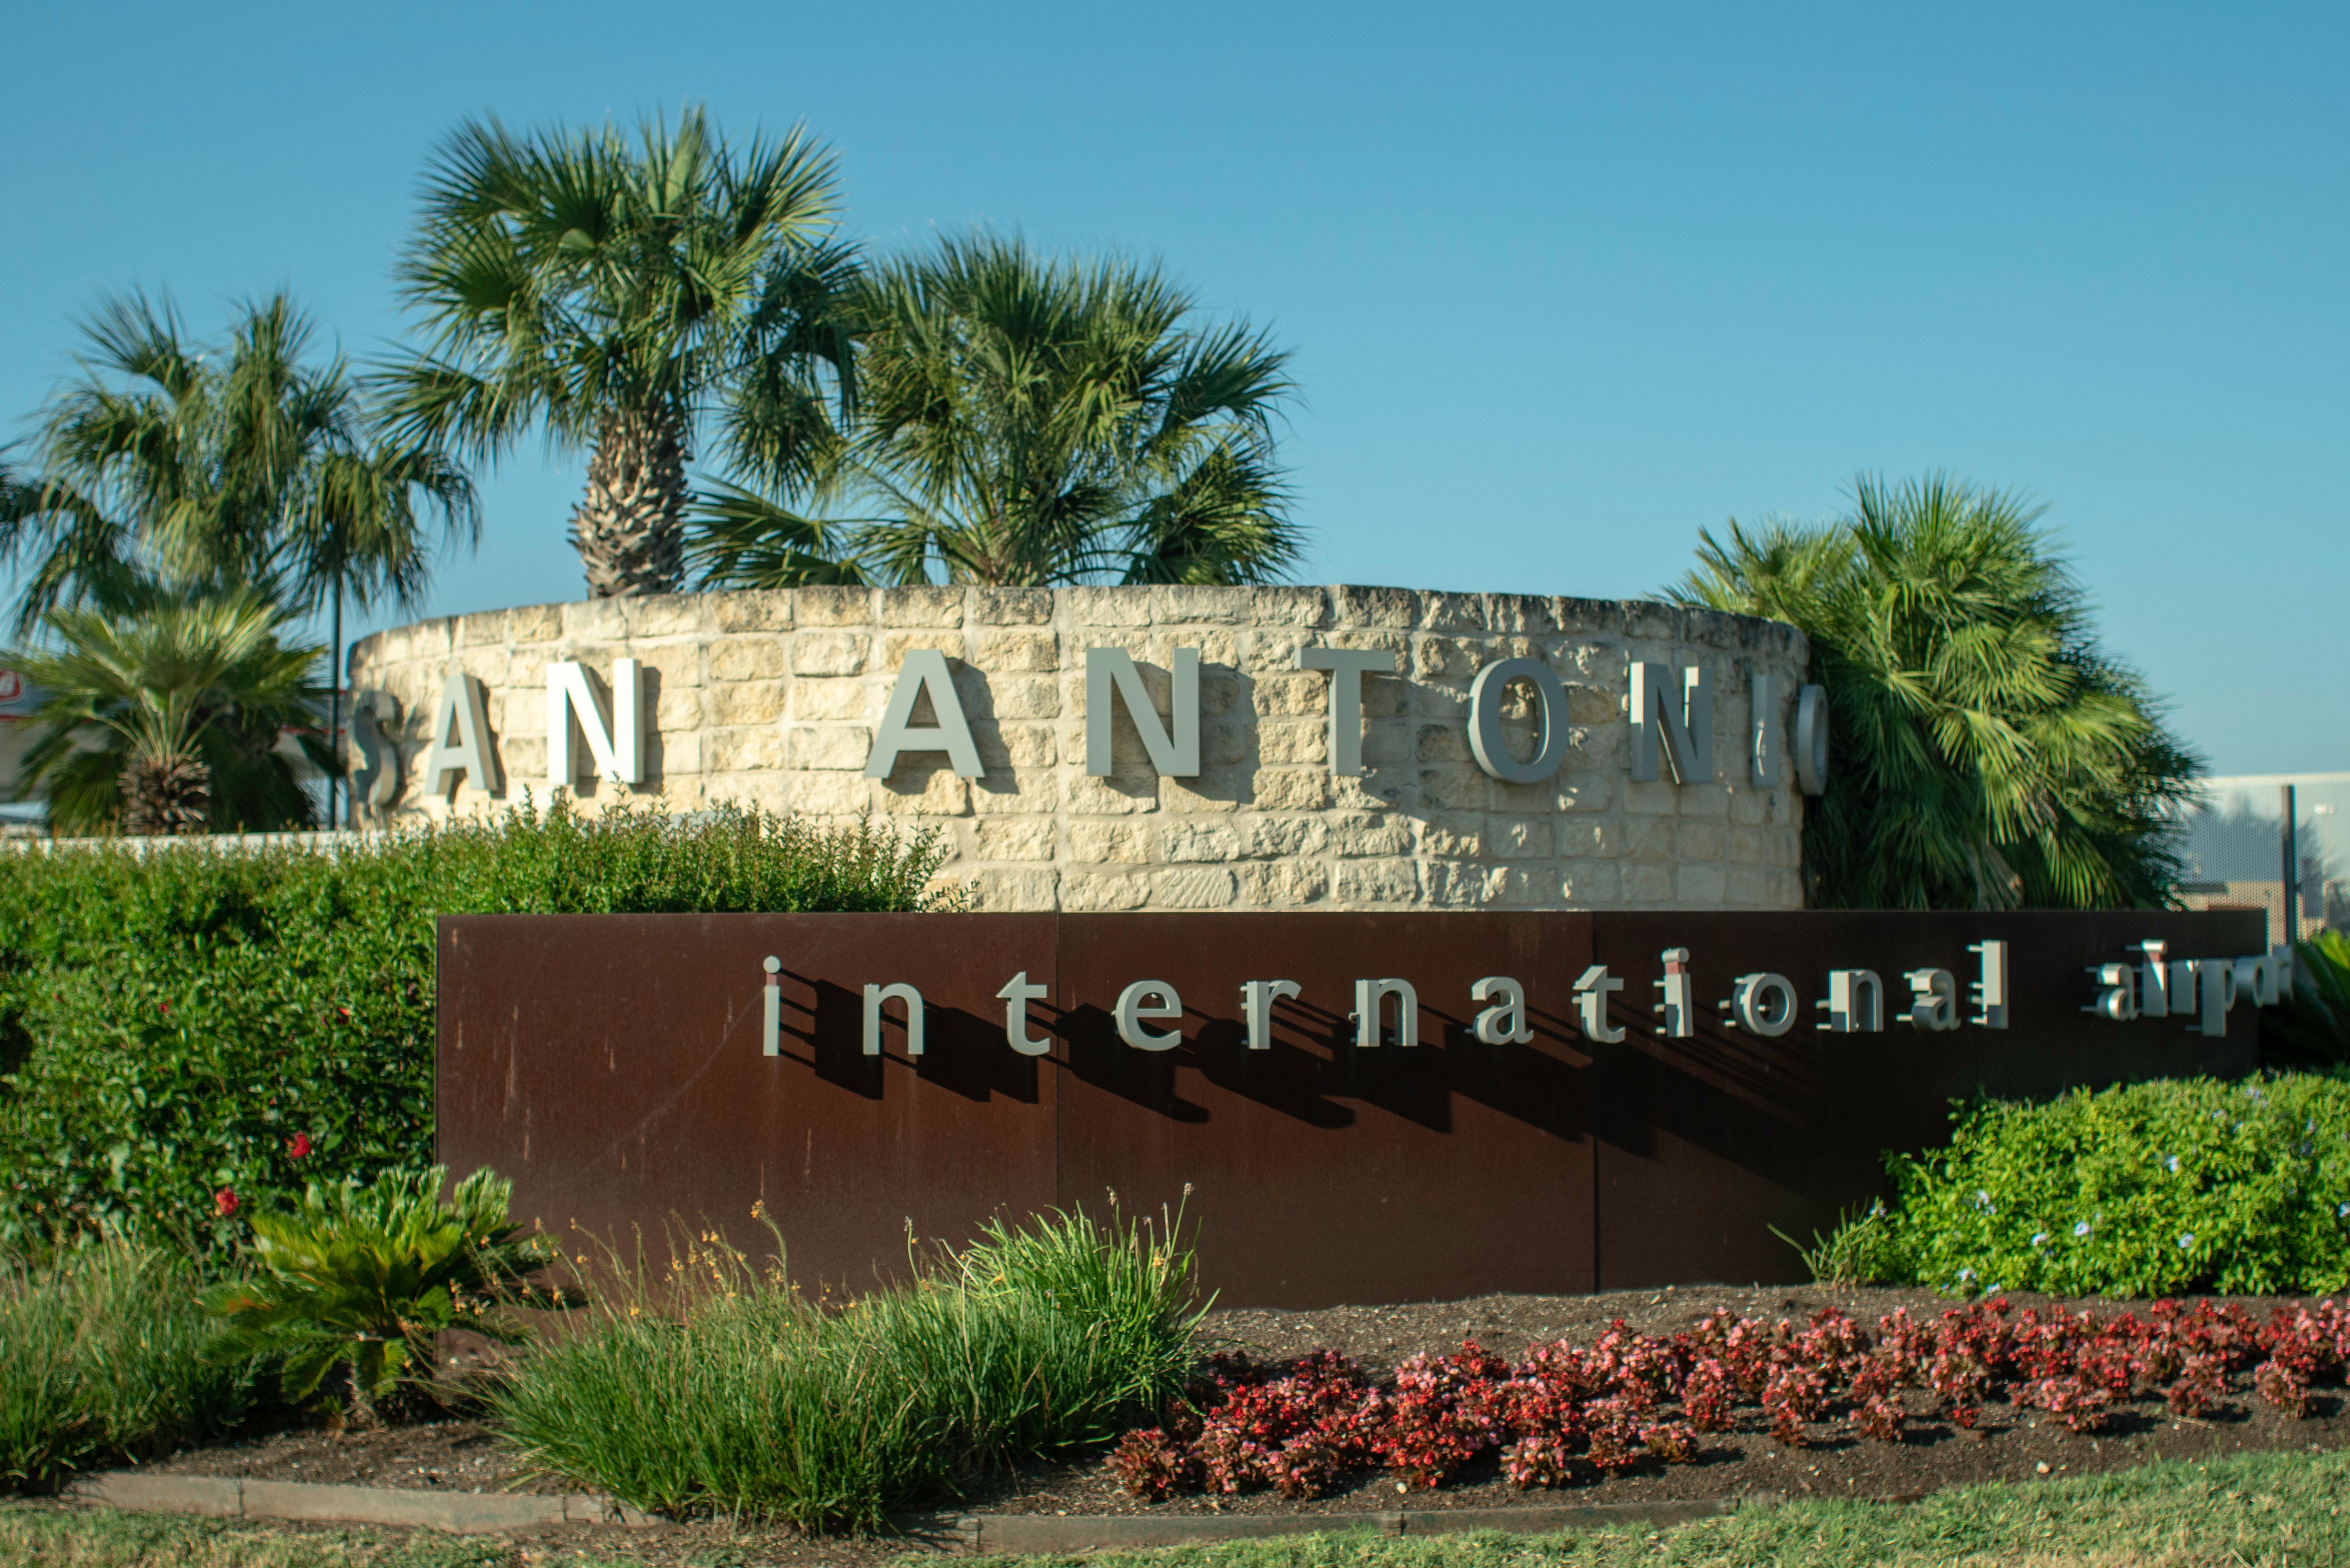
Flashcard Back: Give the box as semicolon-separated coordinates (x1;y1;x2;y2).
346;584;1810;911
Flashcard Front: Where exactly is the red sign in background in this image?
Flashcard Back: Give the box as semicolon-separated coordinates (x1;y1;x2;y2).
438;910;2265;1307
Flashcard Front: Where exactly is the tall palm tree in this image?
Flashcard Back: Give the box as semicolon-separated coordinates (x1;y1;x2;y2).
8;591;324;835
692;235;1301;589
2;293;477;824
381;108;849;597
1674;473;2201;910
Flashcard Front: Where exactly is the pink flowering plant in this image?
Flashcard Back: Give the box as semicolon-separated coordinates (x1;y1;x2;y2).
1110;1296;2350;1498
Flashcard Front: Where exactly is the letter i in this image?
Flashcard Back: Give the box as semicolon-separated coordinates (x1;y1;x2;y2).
762;956;782;1056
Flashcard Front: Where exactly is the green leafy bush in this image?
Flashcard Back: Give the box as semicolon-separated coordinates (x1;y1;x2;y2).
0;1236;253;1488
201;1167;555;1423
0;799;954;1257
492;1207;1202;1529
1826;1073;2350;1297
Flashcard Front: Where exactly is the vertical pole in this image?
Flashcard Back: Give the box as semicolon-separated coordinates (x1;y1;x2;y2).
328;584;343;831
2281;783;2300;947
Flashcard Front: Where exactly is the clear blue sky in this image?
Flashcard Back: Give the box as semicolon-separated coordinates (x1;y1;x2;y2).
4;0;2342;772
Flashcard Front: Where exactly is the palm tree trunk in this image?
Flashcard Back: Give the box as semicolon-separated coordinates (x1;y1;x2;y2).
570;405;690;597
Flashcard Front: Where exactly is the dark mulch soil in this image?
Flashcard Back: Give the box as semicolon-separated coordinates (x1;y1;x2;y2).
137;1285;2350;1528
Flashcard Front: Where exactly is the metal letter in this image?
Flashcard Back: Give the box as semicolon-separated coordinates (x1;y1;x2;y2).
2236;953;2279;1008
1353;977;1419;1048
865;648;985;779
2167;959;2199;1018
1573;965;1626;1043
2137;940;2170;1018
1967;940;2009;1029
1750;674;1786;787
762;956;782;1057
1301;648;1398;776
1241;980;1301;1050
346;690;402;823
1729;972;1798;1037
1654;947;1696;1038
1900;969;1960;1031
862;982;924;1057
547;658;642;787
997;970;1052;1056
1818;969;1883;1033
1795;683;1829;796
2273;944;2297;1002
1471;976;1532;1045
1466;657;1571;784
425;672;501;799
2086;963;2137;1021
2194;958;2235;1037
1115;980;1184;1051
1628;663;1712;784
1085;647;1200;777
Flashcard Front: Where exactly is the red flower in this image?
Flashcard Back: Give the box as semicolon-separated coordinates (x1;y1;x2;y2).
158;1000;171;1017
287;1133;313;1159
213;1187;239;1217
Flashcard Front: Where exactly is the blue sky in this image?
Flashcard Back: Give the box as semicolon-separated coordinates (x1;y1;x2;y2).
4;0;2343;772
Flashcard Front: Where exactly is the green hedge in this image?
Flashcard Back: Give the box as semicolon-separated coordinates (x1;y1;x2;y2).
0;800;952;1258
1819;1071;2350;1297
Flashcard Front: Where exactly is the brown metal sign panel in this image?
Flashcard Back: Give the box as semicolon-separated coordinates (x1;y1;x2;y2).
1588;910;2268;1291
437;913;1059;1292
1052;913;1595;1308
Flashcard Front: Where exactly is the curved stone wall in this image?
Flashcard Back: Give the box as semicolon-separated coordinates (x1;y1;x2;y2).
346;585;1810;911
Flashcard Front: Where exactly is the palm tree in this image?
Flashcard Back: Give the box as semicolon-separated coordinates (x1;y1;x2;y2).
8;591;324;835
2;292;477;824
693;234;1302;589
1674;473;2201;910
381;108;849;597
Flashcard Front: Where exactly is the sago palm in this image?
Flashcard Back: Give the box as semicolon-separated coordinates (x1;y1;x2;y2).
1674;473;2200;909
699;234;1301;588
382;108;850;596
6;591;323;835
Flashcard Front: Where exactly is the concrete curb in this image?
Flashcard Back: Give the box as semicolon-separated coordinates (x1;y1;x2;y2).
74;1470;1806;1549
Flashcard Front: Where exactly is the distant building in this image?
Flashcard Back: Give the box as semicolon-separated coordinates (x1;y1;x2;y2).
0;668;46;834
2174;772;2348;943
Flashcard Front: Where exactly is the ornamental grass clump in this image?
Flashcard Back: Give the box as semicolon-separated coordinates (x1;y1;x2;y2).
1825;1072;2350;1297
492;1206;1199;1530
0;1236;253;1489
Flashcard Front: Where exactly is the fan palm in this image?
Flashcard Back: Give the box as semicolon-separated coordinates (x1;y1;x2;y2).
6;590;324;835
1674;473;2200;909
381;108;849;597
698;234;1301;588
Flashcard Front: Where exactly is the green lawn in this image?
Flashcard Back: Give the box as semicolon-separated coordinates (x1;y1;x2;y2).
6;1447;2344;1568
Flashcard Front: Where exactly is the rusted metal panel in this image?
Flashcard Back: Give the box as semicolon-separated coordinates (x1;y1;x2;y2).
1587;910;2268;1291
436;913;1058;1294
1051;913;1595;1308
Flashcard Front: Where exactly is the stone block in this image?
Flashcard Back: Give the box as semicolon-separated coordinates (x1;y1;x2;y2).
458;610;509;648
1481;593;1555;634
1062;871;1150;911
1325;812;1412;858
509;603;563;642
1677;864;1727;905
1251;769;1331;813
1422;861;1506;906
1066;774;1159;814
1556;773;1613;813
1418;814;1486;858
1070;820;1155;863
712;591;791;631
957;866;1060;911
1562;862;1620;905
1677;820;1726;861
974;587;1051;624
1061;586;1151;626
1626;819;1674;861
1564;683;1619;724
984;676;1062;719
1729;788;1769;825
877;768;971;815
1204;721;1252;767
788;726;870;771
1150;866;1237;908
1727;825;1765;864
975;773;1056;813
1160;772;1247;813
879;586;965;626
1765;827;1802;867
977;724;1056;769
1334;585;1417;628
1415;723;1471;764
791;679;873;722
624;594;708;637
1624;779;1679;815
1624;864;1673;904
1253;672;1326;718
1496;865;1565;905
1164;821;1242;863
1256;719;1325;766
795;586;874;626
973;818;1056;862
654;686;705;729
562;599;626;640
1417;766;1490;813
1491;818;1552;858
1334;858;1418;905
716;726;789;771
1727;865;1771;906
791;632;869;677
1249;586;1331;628
879;632;971;670
1236;859;1330;905
1248;817;1329;858
1678;783;1729;819
1152;585;1249;624
707;681;783;726
1552;597;1628;638
976;630;1059;673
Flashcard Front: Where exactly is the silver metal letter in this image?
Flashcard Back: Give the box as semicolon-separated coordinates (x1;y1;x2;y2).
345;690;403;823
1471;977;1532;1045
1085;647;1200;777
1729;972;1798;1037
1654;947;1696;1038
1750;674;1785;786
866;648;985;779
547;658;642;786
2138;940;2170;1018
1241;980;1301;1050
2236;953;2279;1008
1115;980;1183;1051
996;971;1052;1056
1629;663;1712;784
1300;648;1398;776
1900;969;1960;1031
1795;683;1829;796
2086;962;2137;1021
1467;657;1571;784
862;982;924;1057
425;672;501;799
762;956;782;1057
2273;944;2297;1002
1968;940;2009;1029
2167;959;2199;1019
2194;958;2235;1037
1353;978;1419;1048
1573;965;1626;1043
1819;969;1883;1033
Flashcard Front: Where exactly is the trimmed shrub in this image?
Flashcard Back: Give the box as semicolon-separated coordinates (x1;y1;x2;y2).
492;1208;1201;1529
0;1236;253;1488
0;800;954;1257
1824;1073;2350;1297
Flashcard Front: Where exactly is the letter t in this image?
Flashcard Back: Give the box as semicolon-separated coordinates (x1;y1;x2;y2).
1301;648;1400;775
997;971;1051;1056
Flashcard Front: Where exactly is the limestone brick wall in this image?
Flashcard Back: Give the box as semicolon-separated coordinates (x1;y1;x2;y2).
346;585;1809;911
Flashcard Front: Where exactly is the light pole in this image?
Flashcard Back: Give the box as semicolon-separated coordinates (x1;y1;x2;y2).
2281;783;2299;947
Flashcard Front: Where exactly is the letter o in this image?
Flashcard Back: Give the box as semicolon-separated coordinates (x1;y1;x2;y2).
1467;657;1571;784
1731;972;1798;1037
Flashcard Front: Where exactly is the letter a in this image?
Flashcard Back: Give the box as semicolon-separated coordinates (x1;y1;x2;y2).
866;648;984;778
